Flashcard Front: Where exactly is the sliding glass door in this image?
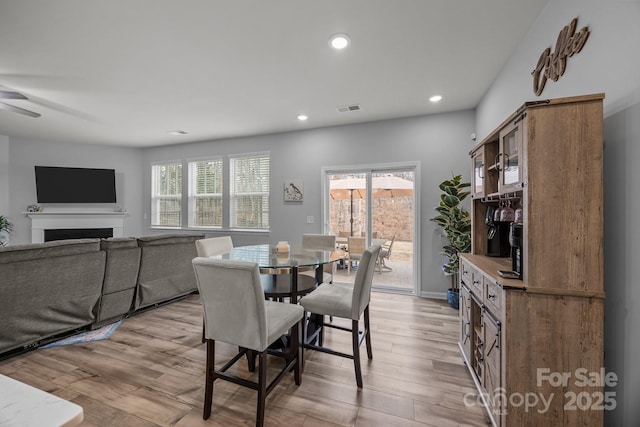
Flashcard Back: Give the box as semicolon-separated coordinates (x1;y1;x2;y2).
323;164;417;293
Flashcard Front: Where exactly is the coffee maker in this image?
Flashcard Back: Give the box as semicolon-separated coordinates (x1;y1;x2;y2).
508;222;523;279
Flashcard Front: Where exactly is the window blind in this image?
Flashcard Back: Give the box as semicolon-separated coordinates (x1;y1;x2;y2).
229;153;270;229
151;162;182;227
188;159;223;227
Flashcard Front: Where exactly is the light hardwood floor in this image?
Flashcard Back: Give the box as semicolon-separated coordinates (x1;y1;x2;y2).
0;292;490;426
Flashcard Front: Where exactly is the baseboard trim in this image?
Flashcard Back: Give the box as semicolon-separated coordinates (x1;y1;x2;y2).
419;291;447;300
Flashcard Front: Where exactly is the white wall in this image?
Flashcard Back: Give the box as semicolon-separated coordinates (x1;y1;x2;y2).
5;136;144;243
476;1;640;425
3;110;474;297
0;135;9;244
0;135;9;215
142;111;476;297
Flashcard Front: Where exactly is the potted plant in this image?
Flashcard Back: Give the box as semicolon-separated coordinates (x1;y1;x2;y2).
430;174;471;309
0;214;13;246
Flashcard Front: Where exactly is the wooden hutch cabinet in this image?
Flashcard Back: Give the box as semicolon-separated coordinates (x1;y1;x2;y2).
459;94;605;426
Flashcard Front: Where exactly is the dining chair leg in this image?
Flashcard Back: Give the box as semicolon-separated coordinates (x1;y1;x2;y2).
256;351;267;427
352;319;363;388
364;306;373;360
203;339;215;420
292;321;301;385
318;314;325;347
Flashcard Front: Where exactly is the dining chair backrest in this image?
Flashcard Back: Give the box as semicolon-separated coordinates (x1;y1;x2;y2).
196;236;234;257
347;236;366;256
192;257;268;351
338;231;351;238
302;234;336;251
350;244;382;319
359;231;378;238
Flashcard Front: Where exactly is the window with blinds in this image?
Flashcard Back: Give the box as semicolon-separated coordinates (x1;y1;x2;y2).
151;162;182;227
188;158;223;227
229;153;270;229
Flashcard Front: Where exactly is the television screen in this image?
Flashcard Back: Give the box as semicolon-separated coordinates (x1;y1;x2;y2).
35;166;117;203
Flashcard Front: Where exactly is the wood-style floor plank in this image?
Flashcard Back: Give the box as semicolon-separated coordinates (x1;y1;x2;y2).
0;292;491;426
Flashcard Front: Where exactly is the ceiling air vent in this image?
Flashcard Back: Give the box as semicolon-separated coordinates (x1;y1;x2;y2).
337;104;361;113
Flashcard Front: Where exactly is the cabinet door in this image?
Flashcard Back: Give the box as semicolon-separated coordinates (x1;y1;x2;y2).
483;311;502;424
498;119;523;193
471;150;484;199
460;285;472;362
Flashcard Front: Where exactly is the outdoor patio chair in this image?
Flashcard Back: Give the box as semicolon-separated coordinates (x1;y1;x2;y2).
346;236;365;275
377;235;395;273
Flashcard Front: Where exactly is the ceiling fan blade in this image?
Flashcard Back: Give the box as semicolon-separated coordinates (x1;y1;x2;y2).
0;90;28;100
0;101;41;118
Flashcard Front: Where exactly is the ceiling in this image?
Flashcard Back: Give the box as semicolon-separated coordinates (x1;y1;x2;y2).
0;0;550;148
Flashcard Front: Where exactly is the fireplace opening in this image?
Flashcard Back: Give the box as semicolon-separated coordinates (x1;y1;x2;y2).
44;228;113;242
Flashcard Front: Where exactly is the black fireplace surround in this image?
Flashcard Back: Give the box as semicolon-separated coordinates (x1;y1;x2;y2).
44;228;113;242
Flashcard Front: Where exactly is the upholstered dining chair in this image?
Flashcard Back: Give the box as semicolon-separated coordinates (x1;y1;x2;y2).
195;235;233;257
299;244;381;388
192;257;304;427
195;236;235;342
300;234;337;284
346;236;366;275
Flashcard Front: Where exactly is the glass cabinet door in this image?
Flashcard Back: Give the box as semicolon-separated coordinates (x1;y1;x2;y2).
499;121;522;192
472;151;484;198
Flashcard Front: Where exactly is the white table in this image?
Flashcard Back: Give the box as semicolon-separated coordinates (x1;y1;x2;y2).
0;374;84;426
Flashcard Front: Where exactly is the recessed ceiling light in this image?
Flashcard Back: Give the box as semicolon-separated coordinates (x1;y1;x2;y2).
329;33;351;50
429;95;443;103
297;114;308;121
168;130;188;135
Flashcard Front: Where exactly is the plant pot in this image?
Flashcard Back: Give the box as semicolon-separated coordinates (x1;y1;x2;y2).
447;288;459;309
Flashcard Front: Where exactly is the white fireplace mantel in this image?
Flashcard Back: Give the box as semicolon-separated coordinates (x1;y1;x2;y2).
26;211;127;243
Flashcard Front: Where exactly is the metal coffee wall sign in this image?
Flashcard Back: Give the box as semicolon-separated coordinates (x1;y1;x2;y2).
531;17;590;96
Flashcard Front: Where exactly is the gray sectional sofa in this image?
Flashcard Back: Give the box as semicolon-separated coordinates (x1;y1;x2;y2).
0;233;203;358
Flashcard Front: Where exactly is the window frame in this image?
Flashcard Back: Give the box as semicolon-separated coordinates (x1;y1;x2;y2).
229;152;270;230
188;157;224;229
151;161;183;228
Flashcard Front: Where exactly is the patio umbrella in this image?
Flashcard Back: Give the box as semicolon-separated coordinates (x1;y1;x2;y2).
330;175;414;235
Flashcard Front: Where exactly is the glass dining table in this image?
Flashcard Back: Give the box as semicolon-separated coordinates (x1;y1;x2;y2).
219;243;344;361
220;243;344;303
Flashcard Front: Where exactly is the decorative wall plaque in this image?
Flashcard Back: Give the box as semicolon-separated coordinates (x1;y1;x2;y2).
531;17;590;96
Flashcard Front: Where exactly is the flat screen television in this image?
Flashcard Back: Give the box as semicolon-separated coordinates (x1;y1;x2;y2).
35;166;117;203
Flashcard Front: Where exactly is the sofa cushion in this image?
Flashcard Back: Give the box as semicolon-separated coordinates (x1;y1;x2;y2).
0;241;105;354
0;238;101;264
101;238;141;294
100;237;138;250
135;234;204;309
137;234;204;247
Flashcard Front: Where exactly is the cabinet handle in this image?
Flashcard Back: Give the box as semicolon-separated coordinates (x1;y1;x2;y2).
487;292;496;300
504;153;510;169
494;153;502;171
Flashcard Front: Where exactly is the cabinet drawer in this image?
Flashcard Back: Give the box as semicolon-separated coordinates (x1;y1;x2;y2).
484;277;502;315
460;259;473;287
470;268;483;298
